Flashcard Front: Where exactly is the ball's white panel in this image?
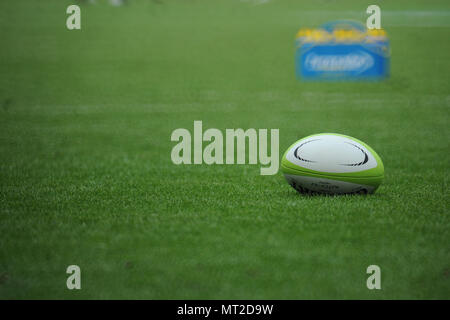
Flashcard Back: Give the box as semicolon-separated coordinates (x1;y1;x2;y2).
284;174;375;194
285;134;378;173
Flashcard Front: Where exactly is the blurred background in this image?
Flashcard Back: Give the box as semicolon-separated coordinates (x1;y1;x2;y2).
0;0;449;299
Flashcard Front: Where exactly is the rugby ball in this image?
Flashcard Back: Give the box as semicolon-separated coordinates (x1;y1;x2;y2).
281;133;384;195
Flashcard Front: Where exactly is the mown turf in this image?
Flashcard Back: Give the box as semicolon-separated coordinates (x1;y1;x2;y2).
0;0;449;299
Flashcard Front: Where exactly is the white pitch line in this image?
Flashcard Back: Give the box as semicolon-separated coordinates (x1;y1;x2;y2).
291;10;450;27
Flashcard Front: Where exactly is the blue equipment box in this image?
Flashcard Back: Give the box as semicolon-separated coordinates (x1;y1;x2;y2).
296;21;390;80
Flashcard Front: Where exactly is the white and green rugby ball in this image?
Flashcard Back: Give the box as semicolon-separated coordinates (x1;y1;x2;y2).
281;133;384;195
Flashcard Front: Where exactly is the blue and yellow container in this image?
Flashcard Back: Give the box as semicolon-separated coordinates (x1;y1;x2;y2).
296;21;390;80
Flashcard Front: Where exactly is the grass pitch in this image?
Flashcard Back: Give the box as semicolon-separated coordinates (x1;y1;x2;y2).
0;0;449;299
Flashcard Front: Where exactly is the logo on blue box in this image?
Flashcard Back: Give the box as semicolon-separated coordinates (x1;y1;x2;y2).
296;21;390;80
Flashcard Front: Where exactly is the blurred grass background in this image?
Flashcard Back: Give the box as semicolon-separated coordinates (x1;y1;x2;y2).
0;0;449;299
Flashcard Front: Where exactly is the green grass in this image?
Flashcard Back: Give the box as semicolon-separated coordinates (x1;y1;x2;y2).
0;0;449;299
